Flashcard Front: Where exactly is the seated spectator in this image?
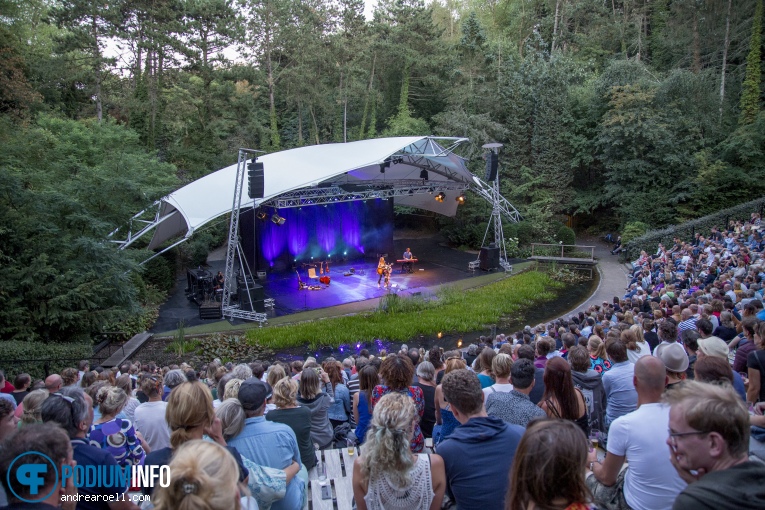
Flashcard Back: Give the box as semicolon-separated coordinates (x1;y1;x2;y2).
142;381;248;497
587;357;686;510
90;386;146;467
694;356;734;385
297;367;335;449
354;365;379;445
434;355;466;444
162;369;187;400
569;345;607;434
539;357;589;436
372;355;425;452
642;319;660;353
323;360;351;427
134;374;171;452
681;330;701;380
437;369;524;509
413;361;437;438
654;320;679;358
0;423;76;509
533;338;553;369
483;353;514;398
713;311;738;341
265;376;315;470
666;381;765;509
10;373;30;406
475;347;496;388
747;320;765;405
658;343;689;390
115;374;140;422
41;387;138;510
696;335;747;401
732;317;758;373
602;338;637;429
588;336;612;374
152;440;257;510
228;378;305;510
507;419;597;510
19;389;48;427
624;326;651;363
352;393;446;510
485;358;545;427
215;398;303;510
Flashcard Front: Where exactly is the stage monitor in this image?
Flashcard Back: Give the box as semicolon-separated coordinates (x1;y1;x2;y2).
479;246;499;271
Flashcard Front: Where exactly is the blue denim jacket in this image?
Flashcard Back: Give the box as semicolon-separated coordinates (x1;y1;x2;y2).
327;383;351;422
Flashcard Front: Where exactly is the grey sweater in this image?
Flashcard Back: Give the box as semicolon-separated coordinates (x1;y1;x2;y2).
297;383;335;448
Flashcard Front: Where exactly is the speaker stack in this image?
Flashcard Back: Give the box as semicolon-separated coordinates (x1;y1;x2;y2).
479;245;500;271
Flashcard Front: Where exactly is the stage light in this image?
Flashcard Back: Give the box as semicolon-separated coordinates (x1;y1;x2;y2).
435;192;446;202
256;211;268;220
456;193;466;205
420;169;429;181
271;213;286;225
437;332;442;339
343;251;347;255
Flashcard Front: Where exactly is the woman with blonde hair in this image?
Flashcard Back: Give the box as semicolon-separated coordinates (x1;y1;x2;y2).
266;377;316;470
153;440;256;510
433;355;466;444
624;326;651;363
506;419;595;510
587;336;611;375
19;389;49;426
90;385;147;467
352;393;446;510
115;374;140;422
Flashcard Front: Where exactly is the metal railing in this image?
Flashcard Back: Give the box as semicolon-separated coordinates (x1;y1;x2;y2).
530;244;596;261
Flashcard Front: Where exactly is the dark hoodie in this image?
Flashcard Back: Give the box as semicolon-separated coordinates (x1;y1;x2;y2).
572;368;607;433
437;416;524;509
672;461;765;510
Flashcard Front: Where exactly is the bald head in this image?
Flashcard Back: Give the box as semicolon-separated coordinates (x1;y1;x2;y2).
45;374;62;392
681;308;692;320
634;356;667;396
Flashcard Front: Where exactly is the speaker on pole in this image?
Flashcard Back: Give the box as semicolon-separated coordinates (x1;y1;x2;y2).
485;152;498;182
248;159;265;199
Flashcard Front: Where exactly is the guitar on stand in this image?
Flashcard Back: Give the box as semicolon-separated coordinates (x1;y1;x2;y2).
296;270;307;290
320;261;324;275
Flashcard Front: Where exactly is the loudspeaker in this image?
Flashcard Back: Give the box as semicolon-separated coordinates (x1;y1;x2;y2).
479;246;500;271
248;159;264;199
238;281;265;304
485;152;498;182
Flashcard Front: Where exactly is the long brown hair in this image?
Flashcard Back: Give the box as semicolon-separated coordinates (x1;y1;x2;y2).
358;365;379;407
542;357;580;420
506;419;591;510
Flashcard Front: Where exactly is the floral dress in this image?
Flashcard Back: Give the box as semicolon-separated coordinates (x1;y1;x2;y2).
89;418;145;467
589;356;612;375
370;385;425;452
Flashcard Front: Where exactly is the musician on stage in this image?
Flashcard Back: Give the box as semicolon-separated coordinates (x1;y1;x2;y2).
377;256;389;288
213;271;224;290
402;248;414;273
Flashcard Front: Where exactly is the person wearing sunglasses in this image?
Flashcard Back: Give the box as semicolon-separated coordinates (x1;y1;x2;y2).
665;380;765;509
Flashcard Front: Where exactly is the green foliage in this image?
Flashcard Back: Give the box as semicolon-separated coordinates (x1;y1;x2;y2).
621;222;650;244
0;341;92;380
740;0;762;125
247;271;563;349
555;225;576;246
142;254;177;294
166;320;199;356
194;334;264;363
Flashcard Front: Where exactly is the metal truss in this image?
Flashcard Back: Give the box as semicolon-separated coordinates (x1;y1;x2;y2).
470;177;523;223
262;181;470;209
107;201;172;249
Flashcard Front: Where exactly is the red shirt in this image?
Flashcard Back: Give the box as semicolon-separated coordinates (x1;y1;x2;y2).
0;381;14;393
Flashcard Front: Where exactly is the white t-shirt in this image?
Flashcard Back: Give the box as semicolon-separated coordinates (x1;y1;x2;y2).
482;383;513;399
606;403;686;510
626;341;651;364
133;400;171;451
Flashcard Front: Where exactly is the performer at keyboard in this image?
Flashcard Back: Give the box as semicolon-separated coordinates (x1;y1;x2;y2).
402;248;414;273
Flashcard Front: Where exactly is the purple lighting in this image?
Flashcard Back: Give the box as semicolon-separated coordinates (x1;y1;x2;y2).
316;206;336;253
261;220;286;264
287;209;308;256
342;202;361;248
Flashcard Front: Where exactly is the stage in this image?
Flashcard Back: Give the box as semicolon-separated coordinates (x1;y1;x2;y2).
151;235;515;333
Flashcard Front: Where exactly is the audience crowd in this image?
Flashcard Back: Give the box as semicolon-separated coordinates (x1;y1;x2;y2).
2;217;765;509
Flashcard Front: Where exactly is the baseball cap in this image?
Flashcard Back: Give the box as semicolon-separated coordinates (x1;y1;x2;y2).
697;337;730;359
659;343;689;373
237;377;273;411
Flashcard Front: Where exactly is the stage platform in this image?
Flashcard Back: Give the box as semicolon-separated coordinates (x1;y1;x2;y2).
151;236;519;333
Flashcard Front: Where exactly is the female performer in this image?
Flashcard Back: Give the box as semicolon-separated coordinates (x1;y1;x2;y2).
377;257;390;289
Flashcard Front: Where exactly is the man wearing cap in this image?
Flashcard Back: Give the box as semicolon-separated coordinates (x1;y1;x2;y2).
658;343;690;391
228;377;305;510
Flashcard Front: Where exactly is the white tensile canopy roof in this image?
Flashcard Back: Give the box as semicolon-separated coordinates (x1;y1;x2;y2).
146;136;474;250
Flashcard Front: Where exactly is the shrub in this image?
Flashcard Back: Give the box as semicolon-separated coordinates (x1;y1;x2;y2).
621;222;650;244
0;341;92;380
142;253;176;294
556;225;576;245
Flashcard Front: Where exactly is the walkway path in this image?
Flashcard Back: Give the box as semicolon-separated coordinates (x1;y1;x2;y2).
558;236;633;319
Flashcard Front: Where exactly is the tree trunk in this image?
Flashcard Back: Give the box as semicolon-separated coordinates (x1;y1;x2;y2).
551;0;562;52
719;0;732;118
92;14;102;122
692;11;701;72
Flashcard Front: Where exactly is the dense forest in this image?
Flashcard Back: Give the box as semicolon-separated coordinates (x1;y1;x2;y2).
0;0;763;344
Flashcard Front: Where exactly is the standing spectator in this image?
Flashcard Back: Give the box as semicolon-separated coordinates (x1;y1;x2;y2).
507;420;597;510
352;393;445;510
475;348;496;388
353;365;379;445
413;361;437;439
602;338;638;429
540;357;589;436
133;374;171;452
642;319;660;353
324;361;350;427
485;359;545;428
666;381;765;509
437;369;524;509
265;377;315;470
658;343;690;390
371;355;425;452
587;357;686;510
297;368;335;449
115;374;140;422
19;389;48;427
569;345;607;434
516;345;545;404
654;320;680;358
89;386;146;468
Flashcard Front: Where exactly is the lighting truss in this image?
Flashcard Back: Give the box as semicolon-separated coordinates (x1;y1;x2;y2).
262;181;470;209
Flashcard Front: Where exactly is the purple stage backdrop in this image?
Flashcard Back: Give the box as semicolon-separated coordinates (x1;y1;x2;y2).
240;199;395;274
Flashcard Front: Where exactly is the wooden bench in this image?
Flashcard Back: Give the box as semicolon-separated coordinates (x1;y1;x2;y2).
307;448;356;510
